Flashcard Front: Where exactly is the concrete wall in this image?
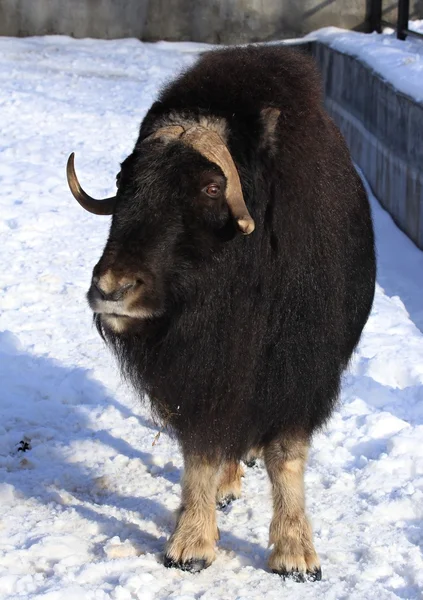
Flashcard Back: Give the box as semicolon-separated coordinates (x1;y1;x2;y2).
143;0;370;44
307;41;423;249
2;0;421;43
0;0;148;39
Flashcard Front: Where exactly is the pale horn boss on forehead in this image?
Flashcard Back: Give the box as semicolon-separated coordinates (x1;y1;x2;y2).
66;124;255;234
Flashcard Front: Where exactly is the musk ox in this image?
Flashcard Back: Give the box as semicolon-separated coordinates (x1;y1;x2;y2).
67;45;376;581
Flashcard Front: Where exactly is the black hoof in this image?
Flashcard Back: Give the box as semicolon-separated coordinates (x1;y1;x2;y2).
164;555;208;573
273;569;305;583
217;494;236;509
307;567;322;582
273;567;322;583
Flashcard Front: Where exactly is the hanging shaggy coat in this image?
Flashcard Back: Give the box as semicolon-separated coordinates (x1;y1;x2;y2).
67;45;376;581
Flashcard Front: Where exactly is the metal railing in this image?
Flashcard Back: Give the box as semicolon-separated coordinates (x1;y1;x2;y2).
369;0;423;41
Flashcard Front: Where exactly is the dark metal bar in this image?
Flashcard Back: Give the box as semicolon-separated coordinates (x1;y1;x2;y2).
397;0;410;40
381;8;423;40
401;27;423;40
382;18;423;40
368;0;383;33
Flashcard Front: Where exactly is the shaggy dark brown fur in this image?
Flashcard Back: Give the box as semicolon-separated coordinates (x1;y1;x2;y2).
93;45;375;458
83;45;376;577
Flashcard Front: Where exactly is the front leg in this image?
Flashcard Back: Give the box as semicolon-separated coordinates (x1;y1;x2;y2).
165;452;219;572
264;436;321;582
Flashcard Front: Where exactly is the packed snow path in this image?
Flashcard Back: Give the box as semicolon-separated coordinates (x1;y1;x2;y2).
0;36;423;600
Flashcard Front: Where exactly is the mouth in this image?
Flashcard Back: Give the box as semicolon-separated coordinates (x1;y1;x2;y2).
87;280;162;334
92;302;158;334
92;301;155;319
88;293;127;315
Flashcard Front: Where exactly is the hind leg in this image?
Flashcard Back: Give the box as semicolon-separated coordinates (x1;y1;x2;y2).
165;452;219;572
264;435;321;582
216;461;244;508
243;446;263;468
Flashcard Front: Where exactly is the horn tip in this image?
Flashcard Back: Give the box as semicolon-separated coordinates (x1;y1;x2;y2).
238;219;255;235
67;152;75;167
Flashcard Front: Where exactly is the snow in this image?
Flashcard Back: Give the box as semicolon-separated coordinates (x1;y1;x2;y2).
409;20;423;34
0;34;423;600
306;26;423;102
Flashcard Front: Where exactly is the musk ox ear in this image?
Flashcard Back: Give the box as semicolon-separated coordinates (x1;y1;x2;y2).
260;107;281;153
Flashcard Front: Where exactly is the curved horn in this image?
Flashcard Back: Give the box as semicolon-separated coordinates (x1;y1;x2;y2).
66;153;116;216
144;125;255;234
182;127;255;235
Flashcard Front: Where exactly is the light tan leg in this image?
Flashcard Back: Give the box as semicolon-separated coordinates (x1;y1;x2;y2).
216;461;244;507
165;454;219;572
264;437;321;582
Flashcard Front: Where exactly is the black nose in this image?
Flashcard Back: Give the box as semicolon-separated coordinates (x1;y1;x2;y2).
91;275;136;302
91;275;106;299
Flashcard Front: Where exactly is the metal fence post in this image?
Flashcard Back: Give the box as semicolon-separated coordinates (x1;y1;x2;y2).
397;0;410;40
368;0;383;33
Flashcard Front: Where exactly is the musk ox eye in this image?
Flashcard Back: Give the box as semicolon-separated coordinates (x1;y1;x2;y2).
203;183;221;198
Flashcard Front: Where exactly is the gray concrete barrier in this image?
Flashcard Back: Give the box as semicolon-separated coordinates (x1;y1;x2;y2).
305;41;423;250
2;0;422;43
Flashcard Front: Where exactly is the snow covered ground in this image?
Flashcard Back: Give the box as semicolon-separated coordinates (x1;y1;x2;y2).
0;34;423;600
409;20;423;34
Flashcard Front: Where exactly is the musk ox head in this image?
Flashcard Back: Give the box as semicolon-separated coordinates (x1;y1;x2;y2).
67;122;255;334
